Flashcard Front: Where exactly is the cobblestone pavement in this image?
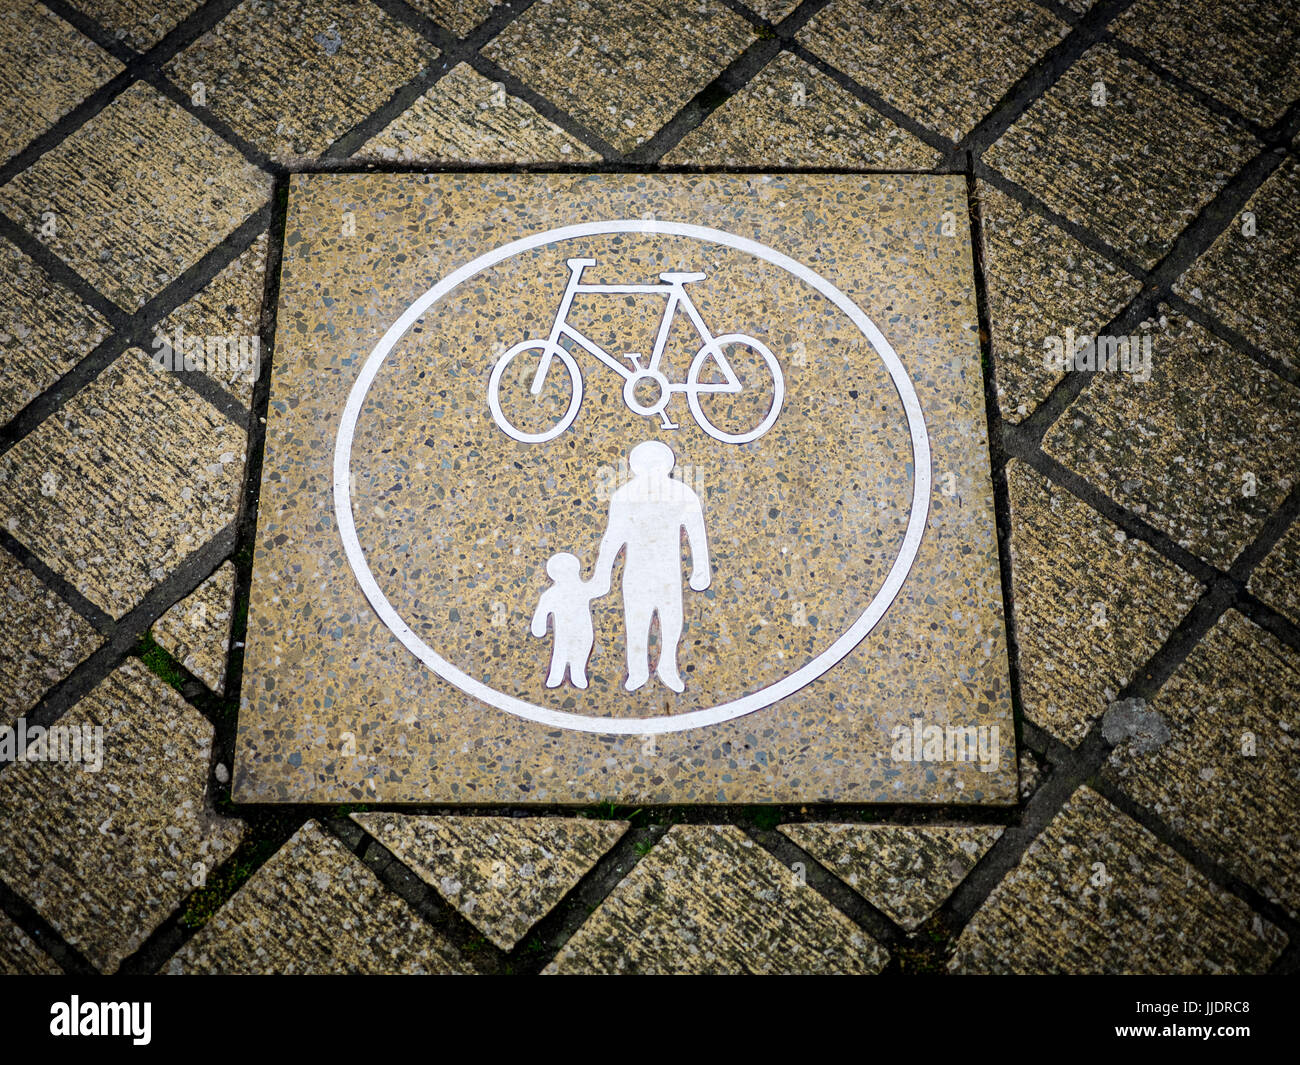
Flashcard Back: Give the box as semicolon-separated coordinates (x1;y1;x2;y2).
1;0;1297;975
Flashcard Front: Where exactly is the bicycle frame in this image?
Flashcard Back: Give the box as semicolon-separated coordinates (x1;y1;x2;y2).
529;258;739;399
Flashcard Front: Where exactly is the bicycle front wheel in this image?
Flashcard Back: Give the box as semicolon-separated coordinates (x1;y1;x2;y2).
487;340;583;444
687;333;785;444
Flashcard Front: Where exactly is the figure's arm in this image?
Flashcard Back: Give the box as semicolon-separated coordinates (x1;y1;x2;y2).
684;497;711;591
591;502;627;596
530;596;550;638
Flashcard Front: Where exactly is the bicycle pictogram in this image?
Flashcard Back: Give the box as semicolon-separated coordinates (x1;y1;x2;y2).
486;257;784;444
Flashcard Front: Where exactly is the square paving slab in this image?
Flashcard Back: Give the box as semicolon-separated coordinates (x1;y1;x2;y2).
234;172;1016;804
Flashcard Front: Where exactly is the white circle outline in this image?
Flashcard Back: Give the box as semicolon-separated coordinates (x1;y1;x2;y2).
334;220;931;735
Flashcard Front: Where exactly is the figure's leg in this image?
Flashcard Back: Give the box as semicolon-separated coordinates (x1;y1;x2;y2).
570;630;593;689
545;645;566;688
624;598;652;691
656;596;685;692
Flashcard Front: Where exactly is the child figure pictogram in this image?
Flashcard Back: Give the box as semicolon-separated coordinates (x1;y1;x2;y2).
531;551;602;689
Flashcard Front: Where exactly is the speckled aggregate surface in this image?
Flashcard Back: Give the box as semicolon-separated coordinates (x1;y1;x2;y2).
351;813;628;949
544;824;889;974
986;43;1258;269
949;787;1287;974
780;822;1003;929
235;171;1015;805
1250;522;1300;626
67;0;205;50
0;659;244;973
0;910;59;975
0;348;246;618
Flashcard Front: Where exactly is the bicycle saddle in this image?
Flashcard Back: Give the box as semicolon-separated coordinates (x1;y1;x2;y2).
658;271;707;283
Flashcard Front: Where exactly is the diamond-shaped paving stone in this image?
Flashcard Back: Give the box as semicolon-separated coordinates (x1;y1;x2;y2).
977;183;1141;421
0;348;246;619
1103;610;1300;917
0;547;102;725
165;0;436;162
985;43;1257;270
352;814;628;950
664;51;941;168
949;787;1286;973
152;561;236;694
67;0;204;51
0;238;112;424
155;232;267;408
798;0;1069;143
354;62;600;165
0;81;270;311
0;911;60;974
1005;461;1202;746
1114;0;1300;126
482;0;757;153
1043;309;1300;567
1249;521;1300;626
166;820;468;974
1175;157;1300;375
0;659;244;972
0;0;122;165
545;825;887;974
780;823;1003;930
405;0;500;36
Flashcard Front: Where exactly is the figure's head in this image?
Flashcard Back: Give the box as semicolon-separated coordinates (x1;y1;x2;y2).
628;440;675;478
546;552;581;581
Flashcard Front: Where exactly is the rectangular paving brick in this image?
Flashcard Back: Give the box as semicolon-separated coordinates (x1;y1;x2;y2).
985;43;1258;269
235;172;1016;805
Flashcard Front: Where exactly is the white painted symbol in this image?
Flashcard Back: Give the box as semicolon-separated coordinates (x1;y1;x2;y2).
486;257;784;445
335;220;931;735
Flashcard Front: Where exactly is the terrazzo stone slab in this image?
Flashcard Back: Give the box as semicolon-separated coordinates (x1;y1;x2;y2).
0;81;270;312
1005;461;1202;747
0;236;112;427
165;0;437;161
0;348;246;619
406;0;501;36
68;0;204;50
1114;0;1300;126
798;0;1069;143
1174;157;1300;375
354;62;601;165
949;787;1287;974
780;823;1003;930
0;659;245;972
0;546;102;725
235;172;1016;804
1103;610;1300;917
0;911;60;975
744;0;801;21
156;232;268;409
0;0;122;165
1249;522;1300;626
153;561;237;694
976;183;1141;422
166;820;469;974
985;44;1258;270
544;825;888;973
664;52;942;169
481;0;757;153
1043;309;1300;567
352;813;628;949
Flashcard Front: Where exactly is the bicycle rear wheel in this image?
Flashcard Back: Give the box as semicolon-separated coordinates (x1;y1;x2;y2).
487;340;583;443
